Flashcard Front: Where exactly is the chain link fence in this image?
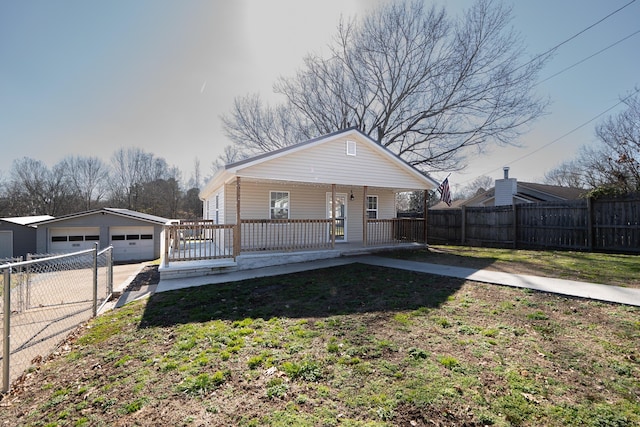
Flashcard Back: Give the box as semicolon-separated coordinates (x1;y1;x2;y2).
1;245;113;393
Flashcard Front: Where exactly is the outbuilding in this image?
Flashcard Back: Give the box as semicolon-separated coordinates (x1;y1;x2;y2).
0;216;53;260
32;208;170;262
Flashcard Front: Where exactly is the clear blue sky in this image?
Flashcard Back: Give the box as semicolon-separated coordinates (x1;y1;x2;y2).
1;0;638;192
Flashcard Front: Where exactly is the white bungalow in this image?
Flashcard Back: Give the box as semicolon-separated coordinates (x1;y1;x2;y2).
161;128;438;278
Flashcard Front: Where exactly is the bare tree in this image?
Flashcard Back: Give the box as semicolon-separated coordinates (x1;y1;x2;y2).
188;158;202;190
458;176;495;199
209;144;247;177
64;156;109;210
548;92;640;195
222;0;546;172
543;160;587;188
221;94;312;158
9;158;75;216
591;93;640;193
110;148;173;210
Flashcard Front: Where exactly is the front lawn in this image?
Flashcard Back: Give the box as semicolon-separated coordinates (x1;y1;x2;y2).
385;245;640;288
2;263;639;426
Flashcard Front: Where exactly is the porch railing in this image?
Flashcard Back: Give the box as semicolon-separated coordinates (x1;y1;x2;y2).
164;221;235;266
366;218;426;246
163;217;426;266
241;219;332;252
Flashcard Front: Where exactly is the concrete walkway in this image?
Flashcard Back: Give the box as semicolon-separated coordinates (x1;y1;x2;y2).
154;256;640;307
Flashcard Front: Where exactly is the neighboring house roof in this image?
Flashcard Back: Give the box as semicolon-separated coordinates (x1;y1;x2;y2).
461;181;586;207
30;208;170;226
1;215;55;226
201;127;439;199
517;182;586;201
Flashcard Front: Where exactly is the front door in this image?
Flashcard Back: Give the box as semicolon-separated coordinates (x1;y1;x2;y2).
327;193;347;241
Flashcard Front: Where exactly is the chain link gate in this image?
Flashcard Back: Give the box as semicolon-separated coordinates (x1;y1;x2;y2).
1;244;113;393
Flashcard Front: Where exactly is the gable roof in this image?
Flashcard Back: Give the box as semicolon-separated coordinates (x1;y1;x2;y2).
201;128;439;198
30;208;170;226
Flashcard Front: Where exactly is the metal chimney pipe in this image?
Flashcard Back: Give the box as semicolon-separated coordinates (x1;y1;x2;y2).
503;167;510;179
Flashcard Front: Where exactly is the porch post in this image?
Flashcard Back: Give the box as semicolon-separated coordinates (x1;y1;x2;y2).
362;186;368;246
235;177;241;259
331;184;336;248
423;189;429;245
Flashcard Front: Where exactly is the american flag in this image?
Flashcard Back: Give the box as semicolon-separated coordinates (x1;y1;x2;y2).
438;177;452;206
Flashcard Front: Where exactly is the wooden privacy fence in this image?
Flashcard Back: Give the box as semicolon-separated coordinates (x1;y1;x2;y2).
425;195;640;253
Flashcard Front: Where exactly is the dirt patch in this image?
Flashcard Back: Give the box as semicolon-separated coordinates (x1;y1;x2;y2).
123;264;160;291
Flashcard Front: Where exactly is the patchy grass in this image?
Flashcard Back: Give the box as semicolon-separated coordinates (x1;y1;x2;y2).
2;263;639;426
385;245;640;288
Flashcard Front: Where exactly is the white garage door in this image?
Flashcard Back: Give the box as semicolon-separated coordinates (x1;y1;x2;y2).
110;226;154;261
50;227;100;253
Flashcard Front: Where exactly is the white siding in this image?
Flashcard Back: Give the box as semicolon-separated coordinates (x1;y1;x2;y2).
236;134;429;190
495;178;517;206
221;181;398;243
203;188;225;224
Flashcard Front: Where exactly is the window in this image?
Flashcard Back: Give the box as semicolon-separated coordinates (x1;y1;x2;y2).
366;195;378;219
52;236;67;242
69;235;83;242
141;234;153;240
270;191;290;219
85;235;100;241
111;235;125;241
346;140;356;156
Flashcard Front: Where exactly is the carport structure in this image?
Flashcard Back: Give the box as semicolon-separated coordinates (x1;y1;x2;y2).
32;208;169;262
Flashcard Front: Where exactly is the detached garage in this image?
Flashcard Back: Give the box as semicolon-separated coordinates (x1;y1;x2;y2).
33;209;169;262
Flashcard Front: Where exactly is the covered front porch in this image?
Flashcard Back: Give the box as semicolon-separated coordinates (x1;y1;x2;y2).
159;219;427;280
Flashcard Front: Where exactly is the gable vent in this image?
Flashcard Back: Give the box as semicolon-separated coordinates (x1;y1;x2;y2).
346;140;356;156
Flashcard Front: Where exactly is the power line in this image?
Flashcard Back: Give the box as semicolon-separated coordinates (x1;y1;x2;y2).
467;88;640;182
537;29;640;85
517;0;637;70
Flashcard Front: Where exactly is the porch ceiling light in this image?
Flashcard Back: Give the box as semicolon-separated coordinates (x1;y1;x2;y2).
350;190;355;201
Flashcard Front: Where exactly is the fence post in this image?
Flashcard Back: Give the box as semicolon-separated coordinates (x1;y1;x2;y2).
25;259;31;310
162;226;169;268
587;197;594;251
512;204;518;249
235;177;242;259
461;206;466;245
107;246;114;296
2;268;10;393
92;243;98;317
423;189;428;245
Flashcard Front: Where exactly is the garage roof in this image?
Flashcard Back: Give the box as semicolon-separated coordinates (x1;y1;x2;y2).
1;215;55;226
31;208;170;226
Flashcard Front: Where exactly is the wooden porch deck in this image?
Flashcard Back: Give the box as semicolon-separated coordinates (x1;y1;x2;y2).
160;218;426;279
